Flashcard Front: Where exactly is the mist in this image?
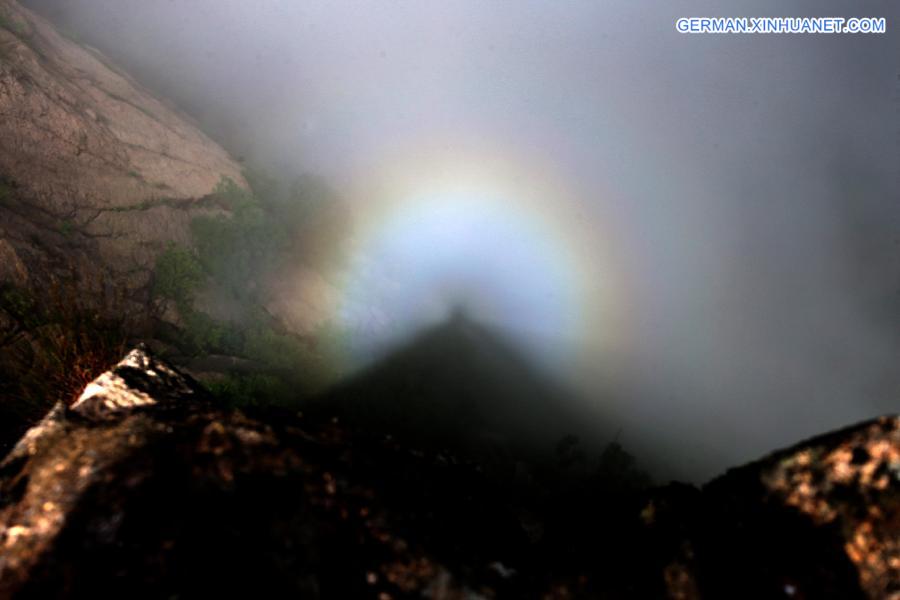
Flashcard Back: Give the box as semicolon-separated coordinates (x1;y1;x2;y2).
21;0;900;481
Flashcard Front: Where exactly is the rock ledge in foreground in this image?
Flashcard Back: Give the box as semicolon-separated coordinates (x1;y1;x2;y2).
0;347;898;599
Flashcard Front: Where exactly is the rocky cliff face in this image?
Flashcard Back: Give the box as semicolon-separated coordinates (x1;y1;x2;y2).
0;347;896;599
0;0;249;442
0;0;245;306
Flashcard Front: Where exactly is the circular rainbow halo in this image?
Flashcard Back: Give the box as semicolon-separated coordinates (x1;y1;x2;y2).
330;147;625;373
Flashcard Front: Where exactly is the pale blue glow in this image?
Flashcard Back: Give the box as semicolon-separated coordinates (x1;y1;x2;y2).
337;193;580;367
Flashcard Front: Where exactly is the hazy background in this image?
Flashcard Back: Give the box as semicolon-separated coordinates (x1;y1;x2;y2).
22;0;900;480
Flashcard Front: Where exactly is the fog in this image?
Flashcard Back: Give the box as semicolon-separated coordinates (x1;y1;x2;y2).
23;0;900;480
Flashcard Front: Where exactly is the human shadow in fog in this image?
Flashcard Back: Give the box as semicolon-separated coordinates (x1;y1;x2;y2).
313;309;654;577
314;308;652;492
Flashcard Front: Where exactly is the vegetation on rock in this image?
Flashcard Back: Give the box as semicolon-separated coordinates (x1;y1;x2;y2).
153;243;204;308
0;280;128;447
0;9;31;37
151;173;347;404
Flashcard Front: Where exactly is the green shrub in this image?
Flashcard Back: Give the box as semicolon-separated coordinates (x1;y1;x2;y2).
0;13;31;38
242;326;313;372
191;177;287;302
153;244;203;305
180;309;243;355
190;209;281;302
190;174;345;301
153;174;348;403
213;176;256;211
206;373;292;408
190;175;292;280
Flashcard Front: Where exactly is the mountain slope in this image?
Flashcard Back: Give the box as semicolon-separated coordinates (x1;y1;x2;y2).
0;0;250;448
319;312;613;460
0;0;246;305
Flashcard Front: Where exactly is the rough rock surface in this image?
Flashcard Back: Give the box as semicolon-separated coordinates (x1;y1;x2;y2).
0;347;897;599
643;416;900;599
0;348;547;599
0;0;245;304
